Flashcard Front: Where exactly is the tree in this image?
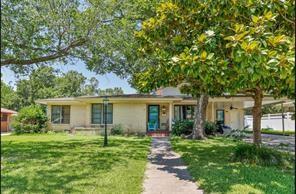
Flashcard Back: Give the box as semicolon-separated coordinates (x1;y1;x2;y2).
55;71;86;97
84;77;99;95
98;87;124;95
1;80;18;110
15;66;58;108
133;2;231;139
1;0;159;77
133;1;294;143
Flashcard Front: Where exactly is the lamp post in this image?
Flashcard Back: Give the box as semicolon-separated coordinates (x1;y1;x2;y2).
103;97;109;146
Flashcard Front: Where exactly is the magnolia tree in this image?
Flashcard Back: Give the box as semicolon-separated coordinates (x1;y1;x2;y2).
133;1;294;143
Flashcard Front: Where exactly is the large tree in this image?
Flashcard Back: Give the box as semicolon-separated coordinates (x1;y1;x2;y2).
55;70;87;97
133;1;294;143
1;80;18;110
1;0;159;77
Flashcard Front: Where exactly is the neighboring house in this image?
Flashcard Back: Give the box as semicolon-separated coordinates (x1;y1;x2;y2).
1;108;17;133
36;87;290;134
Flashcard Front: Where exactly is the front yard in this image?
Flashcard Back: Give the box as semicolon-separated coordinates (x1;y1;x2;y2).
171;137;295;194
1;134;151;194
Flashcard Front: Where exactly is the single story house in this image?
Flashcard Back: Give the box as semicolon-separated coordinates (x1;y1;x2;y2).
36;87;290;134
1;108;17;133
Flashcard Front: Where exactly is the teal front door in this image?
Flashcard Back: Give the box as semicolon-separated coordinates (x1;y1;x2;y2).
148;105;159;131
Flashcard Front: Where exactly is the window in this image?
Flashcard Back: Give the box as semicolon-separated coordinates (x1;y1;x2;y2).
174;105;195;121
1;114;8;121
216;109;225;124
51;105;70;124
91;103;113;124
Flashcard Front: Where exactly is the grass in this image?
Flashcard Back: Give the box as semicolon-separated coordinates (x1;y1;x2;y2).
171;136;295;194
245;129;295;136
1;133;151;194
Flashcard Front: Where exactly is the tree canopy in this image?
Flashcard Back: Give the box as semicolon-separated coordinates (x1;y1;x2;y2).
132;0;295;143
1;0;159;77
1;66;125;110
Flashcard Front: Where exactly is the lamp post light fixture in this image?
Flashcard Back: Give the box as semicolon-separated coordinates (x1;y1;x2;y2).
103;97;109;147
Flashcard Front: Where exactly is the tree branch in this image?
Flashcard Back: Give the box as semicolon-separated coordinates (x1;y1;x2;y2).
1;39;87;66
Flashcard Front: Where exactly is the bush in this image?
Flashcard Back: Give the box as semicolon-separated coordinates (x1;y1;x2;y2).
172;120;193;136
226;129;247;139
12;105;48;134
204;121;217;135
232;144;293;168
110;124;124;135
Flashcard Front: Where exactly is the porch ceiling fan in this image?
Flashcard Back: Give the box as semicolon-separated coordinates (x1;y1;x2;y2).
229;104;238;110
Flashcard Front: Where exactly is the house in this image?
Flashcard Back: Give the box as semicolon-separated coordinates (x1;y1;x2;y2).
36;87;290;135
1;108;17;133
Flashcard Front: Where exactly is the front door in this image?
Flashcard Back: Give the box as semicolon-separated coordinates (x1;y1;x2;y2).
148;105;159;131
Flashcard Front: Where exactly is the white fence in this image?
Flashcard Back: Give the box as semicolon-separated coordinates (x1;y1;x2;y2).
244;112;295;131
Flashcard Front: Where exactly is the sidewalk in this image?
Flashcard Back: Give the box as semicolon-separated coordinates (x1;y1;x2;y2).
1;132;11;136
142;137;203;194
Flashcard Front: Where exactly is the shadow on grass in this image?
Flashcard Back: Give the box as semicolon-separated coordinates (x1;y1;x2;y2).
1;136;150;193
171;137;295;194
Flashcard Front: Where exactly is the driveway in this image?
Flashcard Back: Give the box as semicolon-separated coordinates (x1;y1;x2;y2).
243;134;295;152
142;137;203;194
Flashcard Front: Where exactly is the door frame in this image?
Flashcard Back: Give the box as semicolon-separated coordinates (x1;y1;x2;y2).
147;104;160;132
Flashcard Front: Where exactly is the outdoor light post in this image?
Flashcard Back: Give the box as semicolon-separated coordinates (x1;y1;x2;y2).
103;97;109;146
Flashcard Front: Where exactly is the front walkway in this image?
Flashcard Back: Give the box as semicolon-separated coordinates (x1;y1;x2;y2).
142;137;203;194
1;132;11;136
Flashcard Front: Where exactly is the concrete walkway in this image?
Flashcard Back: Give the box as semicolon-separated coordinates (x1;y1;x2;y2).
142;137;203;194
1;132;11;136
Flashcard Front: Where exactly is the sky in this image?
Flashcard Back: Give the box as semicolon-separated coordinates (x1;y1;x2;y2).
1;61;137;94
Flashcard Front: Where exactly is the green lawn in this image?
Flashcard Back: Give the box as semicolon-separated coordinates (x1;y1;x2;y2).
171;137;295;194
1;134;151;194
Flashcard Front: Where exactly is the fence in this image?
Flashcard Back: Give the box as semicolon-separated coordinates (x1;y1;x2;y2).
244;112;295;131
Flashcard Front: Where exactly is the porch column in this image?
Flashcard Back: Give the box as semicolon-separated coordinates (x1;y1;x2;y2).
169;102;173;131
211;102;215;122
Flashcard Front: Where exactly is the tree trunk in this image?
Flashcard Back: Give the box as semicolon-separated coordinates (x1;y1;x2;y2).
192;94;209;139
252;88;263;146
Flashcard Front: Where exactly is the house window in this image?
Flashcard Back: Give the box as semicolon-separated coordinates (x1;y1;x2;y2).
91;103;113;124
216;109;225;124
1;114;8;121
51;105;70;124
174;105;196;121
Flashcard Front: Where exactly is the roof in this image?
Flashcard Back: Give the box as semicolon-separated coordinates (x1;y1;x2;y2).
77;94;189;99
36;93;290;106
1;108;18;114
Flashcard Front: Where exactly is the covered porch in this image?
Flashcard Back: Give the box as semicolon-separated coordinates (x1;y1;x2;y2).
145;96;291;135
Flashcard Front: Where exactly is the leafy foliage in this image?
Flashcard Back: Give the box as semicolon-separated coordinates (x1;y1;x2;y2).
232;144;293;168
133;0;294;144
12;105;48;134
98;87;124;96
172;120;193;136
226;129;248;140
55;70;87;97
1;0;159;78
1;79;18;110
204;121;218;135
2;66;125;110
111;124;124;135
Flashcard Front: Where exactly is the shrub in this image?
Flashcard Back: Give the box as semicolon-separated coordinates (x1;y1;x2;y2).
172;120;193;136
110;124;124;135
226;129;247;139
12;105;48;134
232;144;293;168
204;121;217;135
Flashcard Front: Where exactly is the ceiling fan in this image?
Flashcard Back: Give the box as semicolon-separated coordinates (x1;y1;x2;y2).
229;104;238;110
